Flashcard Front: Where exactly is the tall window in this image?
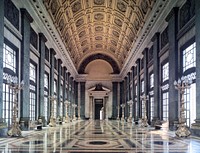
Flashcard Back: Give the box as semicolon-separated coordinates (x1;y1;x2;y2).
150;73;154;89
60;84;63;117
141;80;144;93
3;44;16;73
135;84;138;118
60;102;63;117
2;43;17;126
162;62;169;121
29;63;37;120
162;63;169;82
149;73;154;121
150;97;154;121
162;92;169;121
182;42;196;127
54;80;57;117
44;73;49;121
183;42;196;71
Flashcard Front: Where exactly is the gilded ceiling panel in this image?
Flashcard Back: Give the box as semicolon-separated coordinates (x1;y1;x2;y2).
43;0;155;72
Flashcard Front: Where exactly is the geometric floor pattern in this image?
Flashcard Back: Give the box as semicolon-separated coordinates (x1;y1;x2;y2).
0;120;200;153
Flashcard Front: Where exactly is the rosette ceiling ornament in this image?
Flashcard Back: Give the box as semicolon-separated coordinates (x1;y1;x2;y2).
43;0;155;74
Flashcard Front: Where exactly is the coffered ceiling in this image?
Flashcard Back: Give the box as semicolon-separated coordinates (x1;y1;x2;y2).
43;0;155;74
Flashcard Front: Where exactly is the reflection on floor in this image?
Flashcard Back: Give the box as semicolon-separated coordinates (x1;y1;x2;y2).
0;120;200;153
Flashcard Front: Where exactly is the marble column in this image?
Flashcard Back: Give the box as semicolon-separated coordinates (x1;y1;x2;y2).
67;72;71;117
20;9;33;126
89;96;93;120
80;82;85;119
166;8;179;130
117;82;120;120
63;67;67;118
143;48;149;122
74;81;78;117
191;0;200;136
57;59;62;116
0;0;4;119
104;96;108;120
151;33;160;126
77;82;81;120
38;33;47;123
128;72;131;100
120;81;124;118
131;66;136;120
50;48;56;123
112;82;118;119
124;76;128;118
136;59;141;120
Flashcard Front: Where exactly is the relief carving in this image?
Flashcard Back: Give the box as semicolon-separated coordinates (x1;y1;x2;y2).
117;1;127;13
51;1;58;15
110;47;115;52
94;0;105;5
96;44;102;48
111;40;117;46
59;18;65;31
114;18;123;27
94;13;104;21
95;36;103;40
76;18;84;27
141;0;148;15
72;1;81;13
79;30;86;38
113;31;120;38
95;26;103;31
81;40;87;46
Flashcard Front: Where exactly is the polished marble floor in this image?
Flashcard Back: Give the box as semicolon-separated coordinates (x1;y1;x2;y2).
0;120;200;153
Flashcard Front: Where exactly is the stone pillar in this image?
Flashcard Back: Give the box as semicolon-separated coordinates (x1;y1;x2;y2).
166;8;179;130
67;72;71;116
63;67;67;117
136;59;141;120
50;48;56;121
20;9;33;125
89;96;93;120
120;81;124;117
151;33;160;126
124;76;128;118
191;0;200;136
38;33;47;122
74;81;78;117
77;82;81;120
80;82;85;119
0;0;4;119
117;82;120;120
57;59;62;116
112;82;118;119
132;66;136;120
143;48;149;122
104;96;108;120
128;72;131;100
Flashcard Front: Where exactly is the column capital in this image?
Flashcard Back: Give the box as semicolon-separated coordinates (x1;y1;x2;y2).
39;33;47;43
50;48;56;55
20;8;33;23
142;47;148;55
165;7;179;22
151;32;160;42
58;59;63;65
